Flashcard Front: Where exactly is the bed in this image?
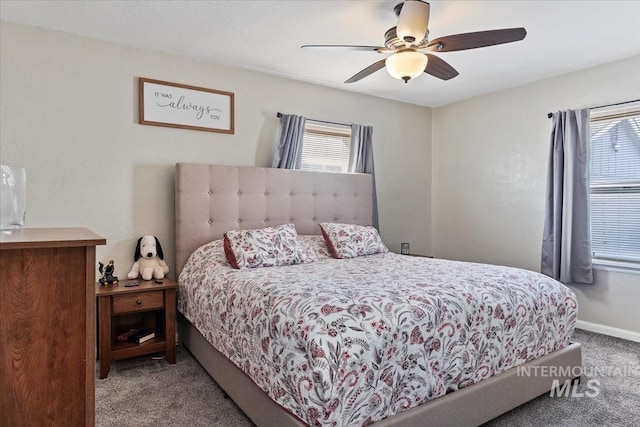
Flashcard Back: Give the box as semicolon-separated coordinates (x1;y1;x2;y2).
175;163;582;427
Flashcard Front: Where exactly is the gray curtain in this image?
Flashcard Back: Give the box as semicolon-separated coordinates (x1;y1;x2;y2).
541;109;593;284
272;114;306;169
348;124;379;229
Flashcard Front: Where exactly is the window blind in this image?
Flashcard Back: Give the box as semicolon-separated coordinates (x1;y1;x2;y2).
300;121;351;173
589;101;640;265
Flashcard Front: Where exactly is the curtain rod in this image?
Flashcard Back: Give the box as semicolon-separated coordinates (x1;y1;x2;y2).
276;112;351;128
547;99;640;118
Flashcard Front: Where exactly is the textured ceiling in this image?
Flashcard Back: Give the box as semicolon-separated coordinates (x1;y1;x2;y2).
2;0;640;107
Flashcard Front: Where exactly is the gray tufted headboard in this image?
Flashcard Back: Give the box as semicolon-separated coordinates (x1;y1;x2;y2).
175;163;373;273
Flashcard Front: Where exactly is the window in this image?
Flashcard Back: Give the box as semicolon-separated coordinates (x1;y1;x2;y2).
589;101;640;268
300;121;351;173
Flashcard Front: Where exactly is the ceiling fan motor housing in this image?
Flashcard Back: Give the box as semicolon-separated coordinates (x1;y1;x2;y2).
384;27;429;50
395;0;431;45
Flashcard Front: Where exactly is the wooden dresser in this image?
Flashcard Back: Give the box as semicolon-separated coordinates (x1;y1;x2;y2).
0;227;105;427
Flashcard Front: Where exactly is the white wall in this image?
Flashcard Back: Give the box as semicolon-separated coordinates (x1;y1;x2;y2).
432;55;640;336
0;21;432;277
4;19;635;338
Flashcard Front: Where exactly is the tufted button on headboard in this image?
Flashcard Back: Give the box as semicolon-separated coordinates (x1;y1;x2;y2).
175;163;373;273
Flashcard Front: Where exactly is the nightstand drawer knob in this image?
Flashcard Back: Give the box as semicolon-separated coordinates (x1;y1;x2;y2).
136;299;142;305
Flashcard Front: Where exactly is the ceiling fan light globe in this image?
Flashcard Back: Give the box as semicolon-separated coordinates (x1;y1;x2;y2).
397;1;430;45
385;51;428;82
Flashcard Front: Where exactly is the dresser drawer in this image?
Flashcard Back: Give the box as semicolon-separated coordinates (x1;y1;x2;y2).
112;291;164;314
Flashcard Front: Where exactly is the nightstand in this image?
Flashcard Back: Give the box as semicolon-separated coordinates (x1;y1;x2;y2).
96;278;177;379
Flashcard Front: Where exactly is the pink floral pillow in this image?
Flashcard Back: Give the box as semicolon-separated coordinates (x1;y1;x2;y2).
319;223;388;259
224;224;303;269
297;235;332;263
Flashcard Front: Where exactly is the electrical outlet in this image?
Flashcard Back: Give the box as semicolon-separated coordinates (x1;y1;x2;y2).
401;243;410;255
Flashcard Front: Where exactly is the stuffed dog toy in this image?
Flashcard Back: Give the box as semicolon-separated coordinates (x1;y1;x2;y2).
127;235;169;280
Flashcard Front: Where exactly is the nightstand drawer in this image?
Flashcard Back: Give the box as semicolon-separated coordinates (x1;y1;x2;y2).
112;291;164;314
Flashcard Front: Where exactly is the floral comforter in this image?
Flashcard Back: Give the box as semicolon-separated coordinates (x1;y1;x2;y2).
178;237;577;427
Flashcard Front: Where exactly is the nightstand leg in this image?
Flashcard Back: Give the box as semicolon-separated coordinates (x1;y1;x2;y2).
98;296;112;378
165;288;176;364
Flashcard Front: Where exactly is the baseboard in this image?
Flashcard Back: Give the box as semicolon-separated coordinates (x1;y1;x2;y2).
576;320;640;343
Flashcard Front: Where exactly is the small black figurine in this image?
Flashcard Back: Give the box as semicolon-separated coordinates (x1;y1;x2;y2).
99;260;119;285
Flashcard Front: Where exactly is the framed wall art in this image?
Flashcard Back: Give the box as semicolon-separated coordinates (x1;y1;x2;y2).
139;78;234;134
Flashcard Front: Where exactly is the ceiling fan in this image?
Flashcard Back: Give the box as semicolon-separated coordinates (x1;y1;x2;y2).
302;0;526;84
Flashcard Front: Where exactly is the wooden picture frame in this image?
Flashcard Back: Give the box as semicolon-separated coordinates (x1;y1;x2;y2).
139;78;234;134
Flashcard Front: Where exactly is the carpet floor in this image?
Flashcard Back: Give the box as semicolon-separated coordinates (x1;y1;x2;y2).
96;329;639;426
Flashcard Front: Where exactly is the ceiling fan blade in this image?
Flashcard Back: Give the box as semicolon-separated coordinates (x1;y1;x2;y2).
424;54;459;80
427;27;526;52
396;0;430;45
345;59;387;83
301;44;384;52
